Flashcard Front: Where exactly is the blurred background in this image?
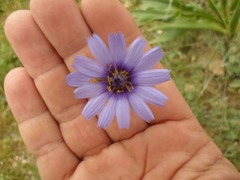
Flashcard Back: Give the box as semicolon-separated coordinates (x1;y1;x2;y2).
0;0;239;179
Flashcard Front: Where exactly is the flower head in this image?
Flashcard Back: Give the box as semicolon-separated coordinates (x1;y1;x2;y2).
67;32;170;129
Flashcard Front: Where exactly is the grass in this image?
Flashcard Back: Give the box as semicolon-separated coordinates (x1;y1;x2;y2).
0;0;40;179
0;0;239;179
124;0;240;170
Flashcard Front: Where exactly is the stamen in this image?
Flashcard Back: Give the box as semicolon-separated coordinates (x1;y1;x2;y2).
106;67;134;93
107;86;112;92
107;76;112;84
108;64;113;72
89;78;105;83
114;67;119;73
117;89;123;93
129;82;134;89
126;82;134;92
118;75;122;80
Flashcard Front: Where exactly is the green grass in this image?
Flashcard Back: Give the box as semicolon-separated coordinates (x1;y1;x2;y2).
123;0;240;170
0;0;239;179
149;27;240;171
0;0;39;179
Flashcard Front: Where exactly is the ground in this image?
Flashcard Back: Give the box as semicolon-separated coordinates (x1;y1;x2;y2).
0;0;239;179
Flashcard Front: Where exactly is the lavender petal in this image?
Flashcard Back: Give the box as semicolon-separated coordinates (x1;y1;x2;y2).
132;69;170;86
124;37;146;71
66;72;92;87
82;92;110;120
135;86;167;106
133;47;164;73
108;32;127;66
87;34;113;65
74;83;106;99
116;94;130;129
73;56;105;77
98;96;117;129
128;93;154;123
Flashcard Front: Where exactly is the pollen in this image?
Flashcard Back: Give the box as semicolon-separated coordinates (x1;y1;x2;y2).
89;78;105;83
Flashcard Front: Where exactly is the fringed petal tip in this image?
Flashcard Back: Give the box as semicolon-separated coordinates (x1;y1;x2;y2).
108;32;124;37
72;56;105;77
87;33;113;65
136;86;168;107
124;36;147;71
133;69;171;87
133;46;165;73
81;113;91;121
81;92;110;120
128;93;154;123
73;83;106;99
66;73;75;87
66;72;93;87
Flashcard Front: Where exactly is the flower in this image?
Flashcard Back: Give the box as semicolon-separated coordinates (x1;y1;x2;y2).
67;32;170;129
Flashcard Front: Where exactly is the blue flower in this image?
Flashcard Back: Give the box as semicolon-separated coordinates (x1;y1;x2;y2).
67;32;170;129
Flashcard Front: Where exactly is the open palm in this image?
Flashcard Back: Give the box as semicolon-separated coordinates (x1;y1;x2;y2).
4;0;240;179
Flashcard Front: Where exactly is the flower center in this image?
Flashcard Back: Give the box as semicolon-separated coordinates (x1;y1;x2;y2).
107;68;133;93
89;66;134;93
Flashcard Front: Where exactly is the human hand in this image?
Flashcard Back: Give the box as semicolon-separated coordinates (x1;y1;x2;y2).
4;0;240;179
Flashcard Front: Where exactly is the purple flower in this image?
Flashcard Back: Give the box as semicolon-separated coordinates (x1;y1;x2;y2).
67;32;170;129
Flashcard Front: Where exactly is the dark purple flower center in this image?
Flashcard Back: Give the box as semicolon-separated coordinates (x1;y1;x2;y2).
107;68;133;93
89;66;134;93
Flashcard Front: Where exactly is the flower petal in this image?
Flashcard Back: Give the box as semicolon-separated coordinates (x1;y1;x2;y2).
73;56;105;77
87;34;113;65
108;32;127;66
74;83;106;99
128;93;154;123
135;86;168;106
132;69;170;86
133;47;164;72
124;37;146;70
66;72;92;87
82;92;110;120
98;96;117;129
116;94;130;129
